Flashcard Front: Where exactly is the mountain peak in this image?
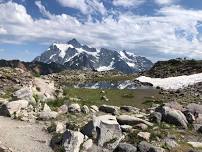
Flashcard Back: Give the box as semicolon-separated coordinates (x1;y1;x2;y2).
67;38;81;48
34;40;153;73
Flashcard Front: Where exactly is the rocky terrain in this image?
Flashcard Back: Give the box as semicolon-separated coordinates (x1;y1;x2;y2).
34;39;153;74
146;58;202;78
0;64;202;152
0;59;67;75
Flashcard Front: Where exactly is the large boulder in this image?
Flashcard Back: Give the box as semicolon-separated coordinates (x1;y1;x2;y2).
99;105;119;115
62;130;84;152
117;115;153;127
13;87;35;104
138;141;165;152
32;77;56;101
81;115;123;150
156;106;188;129
114;143;137;152
0;100;29;116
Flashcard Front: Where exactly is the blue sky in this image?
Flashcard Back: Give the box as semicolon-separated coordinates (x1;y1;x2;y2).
0;0;202;62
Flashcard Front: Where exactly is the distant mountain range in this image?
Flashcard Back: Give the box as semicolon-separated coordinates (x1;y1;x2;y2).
34;39;153;73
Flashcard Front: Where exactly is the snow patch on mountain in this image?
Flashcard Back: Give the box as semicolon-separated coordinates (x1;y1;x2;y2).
137;73;202;90
34;39;153;73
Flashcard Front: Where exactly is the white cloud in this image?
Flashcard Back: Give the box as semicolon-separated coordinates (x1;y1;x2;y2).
1;1;202;60
0;26;7;34
112;0;145;7
154;0;177;5
56;0;106;15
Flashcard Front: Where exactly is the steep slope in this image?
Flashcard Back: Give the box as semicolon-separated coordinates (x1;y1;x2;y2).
34;39;153;73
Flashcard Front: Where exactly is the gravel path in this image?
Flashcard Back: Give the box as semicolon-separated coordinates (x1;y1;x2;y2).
0;116;53;152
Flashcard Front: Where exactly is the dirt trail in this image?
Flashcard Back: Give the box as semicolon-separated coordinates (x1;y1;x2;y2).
0;116;53;152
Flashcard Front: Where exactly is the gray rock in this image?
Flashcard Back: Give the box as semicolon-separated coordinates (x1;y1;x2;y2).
39;104;58;120
117;115;153;127
135;123;148;130
99;104;119;115
90;105;99;112
114;143;137;152
62;130;84;152
94;115;123;147
187;103;202;114
68;103;81;113
0;100;29;116
55;122;66;134
120;125;133;132
138;141;165;152
120;106;140;113
58;104;68;114
149;112;162;124
165;102;184;111
137;132;150;141
82;139;93;151
81;105;90;114
81;115;123;150
13;87;35;104
156;106;188;129
39;111;58;120
163;138;179;150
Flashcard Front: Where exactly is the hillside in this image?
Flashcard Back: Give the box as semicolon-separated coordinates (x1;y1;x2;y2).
0;60;66;75
146;58;202;78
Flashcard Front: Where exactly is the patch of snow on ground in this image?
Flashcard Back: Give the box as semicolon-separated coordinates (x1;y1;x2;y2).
97;61;114;71
137;73;202;90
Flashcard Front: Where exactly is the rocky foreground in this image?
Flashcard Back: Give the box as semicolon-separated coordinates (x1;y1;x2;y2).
0;67;201;152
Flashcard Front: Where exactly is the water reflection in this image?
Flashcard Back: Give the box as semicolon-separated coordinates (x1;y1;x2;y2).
66;80;153;89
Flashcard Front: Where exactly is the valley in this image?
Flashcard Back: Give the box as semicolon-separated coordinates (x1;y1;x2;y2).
0;49;202;152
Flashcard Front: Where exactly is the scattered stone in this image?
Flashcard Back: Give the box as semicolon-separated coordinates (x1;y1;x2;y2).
101;95;109;101
82;139;93;151
156;106;188;129
90;105;99;113
138;141;165;152
135;123;148;130
165;101;184;111
55;122;66;134
137;132;151;141
13;87;35;104
68;103;81;113
114;143;137;152
69;97;81;102
39;104;57;120
187;103;202;114
99;104;119;115
81;105;90;114
62;130;84;152
120;125;133;132
117;115;153;127
120;106;140;113
58;104;68;114
163;138;179;150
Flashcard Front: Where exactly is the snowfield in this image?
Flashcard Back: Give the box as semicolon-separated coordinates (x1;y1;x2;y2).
137;73;202;90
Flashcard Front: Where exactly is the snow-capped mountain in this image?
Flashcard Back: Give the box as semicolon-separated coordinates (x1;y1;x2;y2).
34;39;153;73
